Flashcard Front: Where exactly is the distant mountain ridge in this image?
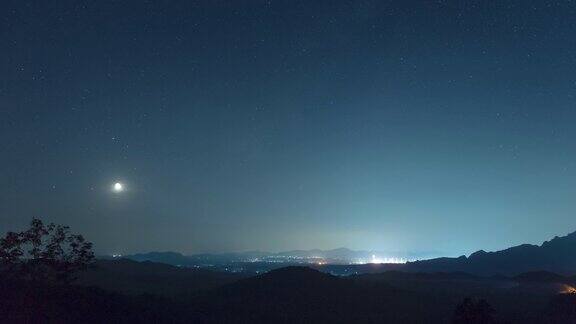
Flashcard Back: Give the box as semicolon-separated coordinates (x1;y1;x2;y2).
114;247;435;266
403;230;576;275
111;230;576;276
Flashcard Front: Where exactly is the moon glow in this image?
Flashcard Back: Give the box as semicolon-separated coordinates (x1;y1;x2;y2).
112;182;124;192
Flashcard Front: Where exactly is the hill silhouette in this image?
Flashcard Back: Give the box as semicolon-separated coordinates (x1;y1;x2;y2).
4;261;575;323
190;266;447;323
403;230;576;275
76;259;244;297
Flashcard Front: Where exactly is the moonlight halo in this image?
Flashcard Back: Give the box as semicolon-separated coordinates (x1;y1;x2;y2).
112;182;124;193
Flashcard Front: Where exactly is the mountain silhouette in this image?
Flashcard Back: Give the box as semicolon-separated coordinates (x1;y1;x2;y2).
404;230;576;275
76;259;244;297
119;230;576;276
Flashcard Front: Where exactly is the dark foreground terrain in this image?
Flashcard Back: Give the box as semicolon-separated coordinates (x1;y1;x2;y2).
2;260;576;323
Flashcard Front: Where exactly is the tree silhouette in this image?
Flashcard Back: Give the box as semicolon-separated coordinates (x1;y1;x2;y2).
452;297;497;324
0;218;94;284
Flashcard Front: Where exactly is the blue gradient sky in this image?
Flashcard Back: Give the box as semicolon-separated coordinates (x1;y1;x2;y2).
1;0;575;256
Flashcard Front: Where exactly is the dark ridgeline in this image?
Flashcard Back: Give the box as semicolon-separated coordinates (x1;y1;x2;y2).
3;219;576;323
311;230;576;277
403;231;576;276
121;230;576;277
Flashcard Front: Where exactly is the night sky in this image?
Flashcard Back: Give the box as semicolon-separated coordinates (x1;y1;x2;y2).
1;1;575;256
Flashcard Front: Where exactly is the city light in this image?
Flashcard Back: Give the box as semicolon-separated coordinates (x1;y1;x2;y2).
359;254;408;264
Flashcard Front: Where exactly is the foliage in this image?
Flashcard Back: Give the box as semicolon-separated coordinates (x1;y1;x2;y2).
0;218;94;284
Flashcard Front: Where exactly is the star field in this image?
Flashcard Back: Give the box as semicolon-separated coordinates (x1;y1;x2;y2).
1;0;575;256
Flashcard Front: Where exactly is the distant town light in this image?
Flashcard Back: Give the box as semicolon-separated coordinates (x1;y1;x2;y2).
561;285;576;294
367;254;406;264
